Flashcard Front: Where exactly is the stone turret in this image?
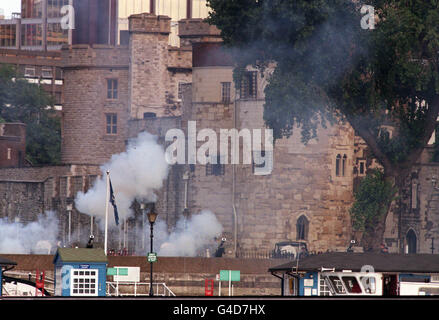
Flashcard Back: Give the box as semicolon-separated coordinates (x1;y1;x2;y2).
128;13;172;119
60;44;130;165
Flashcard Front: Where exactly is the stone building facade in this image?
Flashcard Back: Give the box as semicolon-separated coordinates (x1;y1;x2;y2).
178;42;355;255
0;12;438;257
0;123;26;168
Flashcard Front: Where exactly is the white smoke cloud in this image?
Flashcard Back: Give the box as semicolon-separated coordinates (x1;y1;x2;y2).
74;132;223;257
0;211;59;254
147;210;223;257
75;131;169;226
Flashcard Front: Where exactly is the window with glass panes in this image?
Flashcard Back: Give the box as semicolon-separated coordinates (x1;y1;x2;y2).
70;269;98;296
240;71;257;100
221;82;231;103
319;277;332;296
106;113;117;134
107;79;118;100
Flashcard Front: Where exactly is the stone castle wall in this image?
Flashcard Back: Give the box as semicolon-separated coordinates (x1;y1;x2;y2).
0;165;103;248
181;64;355;255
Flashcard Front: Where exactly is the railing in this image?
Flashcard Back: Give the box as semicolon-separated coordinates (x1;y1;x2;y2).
236;249;296;260
106;281;176;297
3;271;55;296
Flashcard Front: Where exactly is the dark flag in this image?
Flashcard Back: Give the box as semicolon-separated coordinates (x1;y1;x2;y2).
109;179;120;226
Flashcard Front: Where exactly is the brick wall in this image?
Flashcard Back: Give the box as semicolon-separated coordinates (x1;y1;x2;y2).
0;123;26;168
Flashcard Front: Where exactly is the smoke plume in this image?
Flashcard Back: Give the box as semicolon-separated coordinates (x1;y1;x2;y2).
75;131;169;226
0;211;59;254
138;210;223;257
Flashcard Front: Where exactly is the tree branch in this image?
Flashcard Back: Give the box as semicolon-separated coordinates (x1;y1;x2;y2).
399;95;439;172
345;113;396;177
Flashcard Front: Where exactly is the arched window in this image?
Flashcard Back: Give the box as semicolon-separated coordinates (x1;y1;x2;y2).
411;181;418;210
342;155;347;176
406;229;417;254
296;215;309;241
336;154;341;177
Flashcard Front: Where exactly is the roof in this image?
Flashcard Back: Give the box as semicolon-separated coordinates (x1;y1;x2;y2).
0;256;17;267
53;248;108;264
269;252;439;274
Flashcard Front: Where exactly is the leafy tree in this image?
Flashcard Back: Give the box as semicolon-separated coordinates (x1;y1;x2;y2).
206;0;439;251
350;169;396;251
0;64;61;165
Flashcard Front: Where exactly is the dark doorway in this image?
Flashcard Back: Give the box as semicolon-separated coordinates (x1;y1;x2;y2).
406;229;417;254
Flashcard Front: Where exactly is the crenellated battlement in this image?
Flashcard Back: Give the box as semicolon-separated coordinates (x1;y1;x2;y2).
178;18;222;49
178;18;221;38
129;13;171;35
61;44;129;69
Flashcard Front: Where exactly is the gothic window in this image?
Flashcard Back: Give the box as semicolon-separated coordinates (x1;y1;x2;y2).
411;181;418;210
336;154;341;176
296;215;309;241
406;229;417;254
240;71;257;100
336;154;347;177
342;154;347;176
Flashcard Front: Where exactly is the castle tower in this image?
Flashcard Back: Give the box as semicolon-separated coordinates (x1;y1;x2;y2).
128;13;172;119
60;44;130;165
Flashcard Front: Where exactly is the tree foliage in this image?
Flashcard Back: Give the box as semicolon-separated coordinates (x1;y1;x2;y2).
206;0;439;250
206;0;439;176
0;64;61;165
350;169;396;232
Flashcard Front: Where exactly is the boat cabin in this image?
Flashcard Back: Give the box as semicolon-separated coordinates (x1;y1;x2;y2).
269;252;439;296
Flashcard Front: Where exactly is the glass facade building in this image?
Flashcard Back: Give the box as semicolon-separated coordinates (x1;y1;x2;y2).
0;0;71;50
0;22;17;48
1;0;210;49
118;0;209;46
21;0;44;19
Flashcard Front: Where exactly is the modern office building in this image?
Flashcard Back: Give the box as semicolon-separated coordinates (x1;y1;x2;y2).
118;0;209;46
0;0;210;50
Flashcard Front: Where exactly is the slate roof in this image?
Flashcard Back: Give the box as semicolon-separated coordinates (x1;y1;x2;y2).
0;256;17;267
53;248;108;264
269;252;439;274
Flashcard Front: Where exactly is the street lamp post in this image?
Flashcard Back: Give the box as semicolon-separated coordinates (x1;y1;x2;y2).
147;203;158;297
140;203;146;251
182;207;190;230
66;203;73;245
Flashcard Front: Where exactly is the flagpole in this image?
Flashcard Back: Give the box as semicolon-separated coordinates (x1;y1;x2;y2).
104;170;110;255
